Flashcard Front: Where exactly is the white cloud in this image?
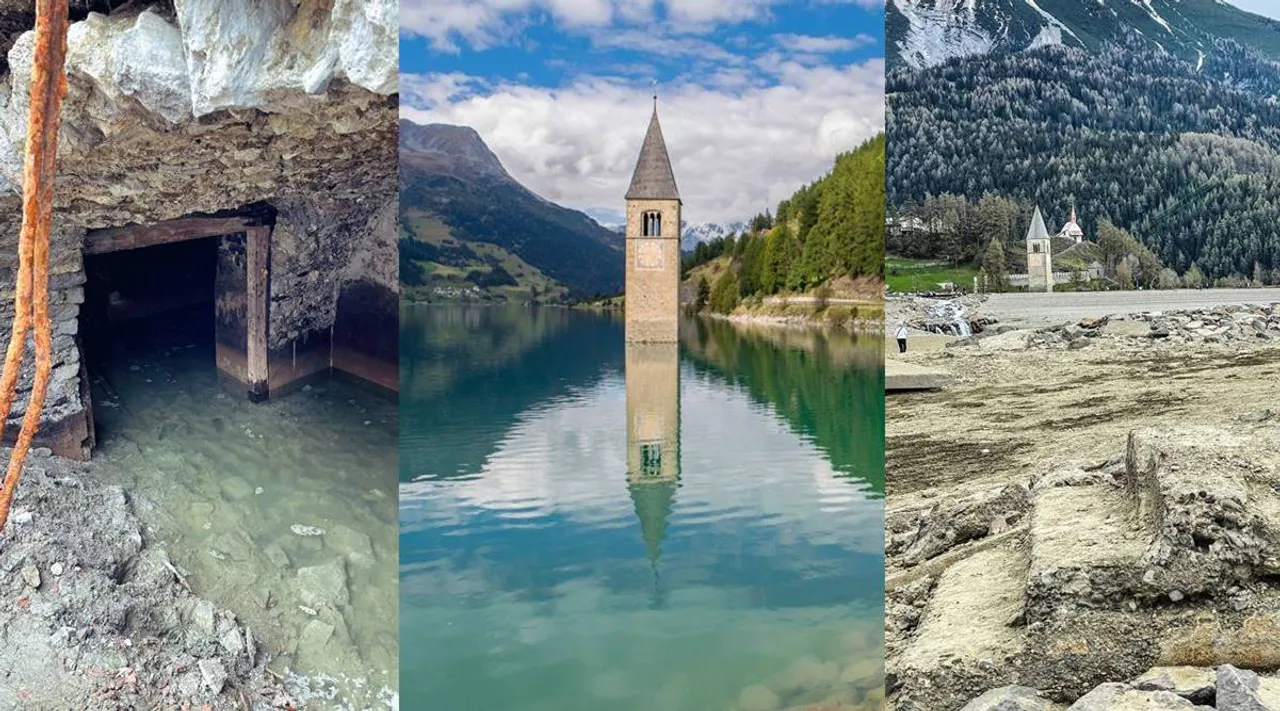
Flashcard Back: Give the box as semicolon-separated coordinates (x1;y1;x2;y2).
401;58;884;224
773;32;876;53
588;28;746;63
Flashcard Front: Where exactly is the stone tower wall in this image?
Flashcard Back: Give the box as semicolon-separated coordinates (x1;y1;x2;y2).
1026;240;1054;292
625;198;681;342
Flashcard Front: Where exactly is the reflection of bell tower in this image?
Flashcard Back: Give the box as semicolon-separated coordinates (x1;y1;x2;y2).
625;341;681;563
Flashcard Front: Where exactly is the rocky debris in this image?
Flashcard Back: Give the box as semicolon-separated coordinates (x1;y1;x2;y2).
965;304;1280;351
887;294;994;335
888;424;1280;710
951;665;1280;711
887;483;1031;566
959;685;1064;711
1216;665;1280;710
0;449;294;709
1065;682;1206;709
1131;667;1216;705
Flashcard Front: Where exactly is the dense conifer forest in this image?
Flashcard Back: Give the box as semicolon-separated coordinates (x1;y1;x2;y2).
888;35;1280;284
684;134;885;312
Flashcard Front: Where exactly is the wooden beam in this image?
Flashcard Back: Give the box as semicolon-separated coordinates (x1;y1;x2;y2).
83;216;263;255
245;225;271;402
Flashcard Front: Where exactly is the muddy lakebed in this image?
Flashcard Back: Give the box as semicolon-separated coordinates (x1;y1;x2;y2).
86;310;398;709
886;300;1280;709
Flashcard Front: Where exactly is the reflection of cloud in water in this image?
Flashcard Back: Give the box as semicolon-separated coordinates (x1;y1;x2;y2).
401;366;881;554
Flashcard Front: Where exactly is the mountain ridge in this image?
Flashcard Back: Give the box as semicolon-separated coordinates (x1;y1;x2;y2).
887;0;1280;69
399;119;624;299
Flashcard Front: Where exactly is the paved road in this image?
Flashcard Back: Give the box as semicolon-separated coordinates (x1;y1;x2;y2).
982;289;1280;328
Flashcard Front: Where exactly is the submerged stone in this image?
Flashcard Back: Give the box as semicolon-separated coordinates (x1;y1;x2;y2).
326;524;375;565
219;476;254;501
739;684;781;711
296;559;350;608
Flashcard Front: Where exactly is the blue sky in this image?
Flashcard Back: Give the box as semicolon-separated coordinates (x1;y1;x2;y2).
400;0;885;225
1229;0;1280;20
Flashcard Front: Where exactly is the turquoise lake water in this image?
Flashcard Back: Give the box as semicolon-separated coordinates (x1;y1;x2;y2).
399;305;884;711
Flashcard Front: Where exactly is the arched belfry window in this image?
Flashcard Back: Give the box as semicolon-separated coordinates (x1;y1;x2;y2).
1032;243;1041;254
642;211;662;237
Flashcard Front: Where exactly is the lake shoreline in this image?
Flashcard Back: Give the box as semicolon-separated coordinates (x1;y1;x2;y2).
402;298;886;336
713;309;882;335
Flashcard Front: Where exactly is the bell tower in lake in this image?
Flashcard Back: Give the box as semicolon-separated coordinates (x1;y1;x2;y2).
625;99;682;343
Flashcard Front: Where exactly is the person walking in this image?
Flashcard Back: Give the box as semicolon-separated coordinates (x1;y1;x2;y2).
895;322;908;353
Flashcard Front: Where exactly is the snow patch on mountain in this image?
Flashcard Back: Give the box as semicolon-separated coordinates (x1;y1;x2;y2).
892;0;996;69
1134;0;1173;34
1021;0;1082;44
682;221;747;251
1028;23;1062;49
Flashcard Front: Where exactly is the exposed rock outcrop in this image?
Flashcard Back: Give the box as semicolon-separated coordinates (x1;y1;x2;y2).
0;0;398;444
888;425;1280;710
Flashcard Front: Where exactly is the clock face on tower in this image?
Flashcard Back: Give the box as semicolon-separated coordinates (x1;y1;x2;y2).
637;240;665;270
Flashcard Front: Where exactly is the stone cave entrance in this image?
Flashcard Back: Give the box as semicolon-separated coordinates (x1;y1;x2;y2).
72;205;399;458
77;209;283;447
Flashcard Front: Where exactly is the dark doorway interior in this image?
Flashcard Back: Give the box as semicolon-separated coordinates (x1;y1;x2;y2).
83;237;218;436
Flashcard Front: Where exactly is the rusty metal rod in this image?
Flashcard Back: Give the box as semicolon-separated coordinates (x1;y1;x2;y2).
0;0;70;533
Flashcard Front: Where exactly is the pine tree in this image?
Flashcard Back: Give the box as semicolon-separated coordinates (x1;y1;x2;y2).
695;276;710;311
982;238;1008;292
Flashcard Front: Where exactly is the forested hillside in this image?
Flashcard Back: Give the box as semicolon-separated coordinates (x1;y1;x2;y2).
888;36;1280;283
399;121;623;301
685;134;884;313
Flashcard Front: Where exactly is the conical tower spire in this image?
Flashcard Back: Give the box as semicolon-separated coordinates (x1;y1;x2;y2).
1026;206;1050;242
626;104;681;202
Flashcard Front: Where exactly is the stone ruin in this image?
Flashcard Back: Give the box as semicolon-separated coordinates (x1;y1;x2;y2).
887;425;1280;710
0;0;397;458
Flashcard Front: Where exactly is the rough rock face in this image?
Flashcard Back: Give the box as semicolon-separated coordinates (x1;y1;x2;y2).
888;425;1280;710
0;450;293;708
0;0;397;441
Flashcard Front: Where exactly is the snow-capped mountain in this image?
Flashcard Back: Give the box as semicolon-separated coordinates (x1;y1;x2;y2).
681;221;747;251
599;220;747;252
887;0;1280;70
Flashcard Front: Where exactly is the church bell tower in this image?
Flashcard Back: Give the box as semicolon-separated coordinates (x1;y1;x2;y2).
624;99;682;343
1025;205;1054;293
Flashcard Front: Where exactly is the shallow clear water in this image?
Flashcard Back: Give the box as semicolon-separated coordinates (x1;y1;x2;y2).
87;306;398;709
400;305;884;711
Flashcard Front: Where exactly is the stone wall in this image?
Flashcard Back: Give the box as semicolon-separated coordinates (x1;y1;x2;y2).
0;0;397;446
0;199;92;457
332;197;398;392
